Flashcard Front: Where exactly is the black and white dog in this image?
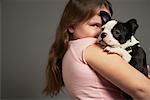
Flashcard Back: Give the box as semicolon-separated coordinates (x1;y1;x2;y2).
99;11;148;77
99;11;148;99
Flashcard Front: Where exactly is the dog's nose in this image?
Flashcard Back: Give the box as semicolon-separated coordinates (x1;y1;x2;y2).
101;32;107;39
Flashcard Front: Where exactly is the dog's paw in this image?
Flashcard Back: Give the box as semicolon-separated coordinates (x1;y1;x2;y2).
122;54;132;62
104;46;112;53
104;47;120;54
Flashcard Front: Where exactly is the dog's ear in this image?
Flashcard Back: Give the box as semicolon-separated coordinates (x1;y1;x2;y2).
126;19;139;34
99;11;111;25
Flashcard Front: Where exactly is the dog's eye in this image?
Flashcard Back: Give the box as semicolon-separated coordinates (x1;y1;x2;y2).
101;26;105;31
115;30;120;35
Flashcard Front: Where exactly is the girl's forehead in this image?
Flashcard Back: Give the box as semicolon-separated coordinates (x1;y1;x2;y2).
89;15;101;22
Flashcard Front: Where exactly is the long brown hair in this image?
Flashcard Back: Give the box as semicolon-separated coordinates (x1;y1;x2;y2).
43;0;113;97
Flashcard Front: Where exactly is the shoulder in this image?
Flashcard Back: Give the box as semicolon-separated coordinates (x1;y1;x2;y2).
84;43;129;76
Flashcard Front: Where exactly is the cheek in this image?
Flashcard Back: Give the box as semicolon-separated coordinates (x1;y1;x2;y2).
74;24;101;38
87;28;100;36
73;27;90;38
99;28;103;33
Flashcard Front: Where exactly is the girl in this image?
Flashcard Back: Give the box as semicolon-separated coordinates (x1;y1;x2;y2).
43;0;150;100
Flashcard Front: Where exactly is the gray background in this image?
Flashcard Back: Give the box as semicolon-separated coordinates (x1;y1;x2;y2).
1;0;150;100
0;0;2;99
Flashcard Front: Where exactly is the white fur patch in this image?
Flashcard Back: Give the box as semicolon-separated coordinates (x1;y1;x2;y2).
98;20;120;47
103;20;118;30
120;36;140;49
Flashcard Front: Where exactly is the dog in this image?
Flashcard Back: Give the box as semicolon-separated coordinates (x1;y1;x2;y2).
99;11;148;99
98;18;148;77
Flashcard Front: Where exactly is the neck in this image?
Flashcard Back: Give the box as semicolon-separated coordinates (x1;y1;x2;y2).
121;36;140;49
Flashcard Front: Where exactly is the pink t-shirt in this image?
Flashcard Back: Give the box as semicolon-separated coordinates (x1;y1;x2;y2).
62;38;126;100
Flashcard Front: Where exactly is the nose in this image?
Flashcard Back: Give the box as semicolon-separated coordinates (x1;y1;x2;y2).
101;32;107;39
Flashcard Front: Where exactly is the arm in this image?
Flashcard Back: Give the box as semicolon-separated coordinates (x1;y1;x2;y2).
85;44;150;100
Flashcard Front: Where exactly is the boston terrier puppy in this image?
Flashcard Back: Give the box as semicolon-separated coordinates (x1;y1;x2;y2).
99;12;148;100
98;18;148;77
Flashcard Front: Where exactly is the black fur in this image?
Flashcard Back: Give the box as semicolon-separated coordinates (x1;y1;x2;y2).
99;11;111;26
111;19;148;77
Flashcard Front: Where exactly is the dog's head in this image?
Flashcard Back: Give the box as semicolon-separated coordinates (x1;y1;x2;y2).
98;19;139;47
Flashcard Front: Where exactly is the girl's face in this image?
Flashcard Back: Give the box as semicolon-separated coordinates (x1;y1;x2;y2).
69;6;111;39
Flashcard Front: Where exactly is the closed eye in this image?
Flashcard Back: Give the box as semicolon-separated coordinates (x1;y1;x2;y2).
90;23;101;28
